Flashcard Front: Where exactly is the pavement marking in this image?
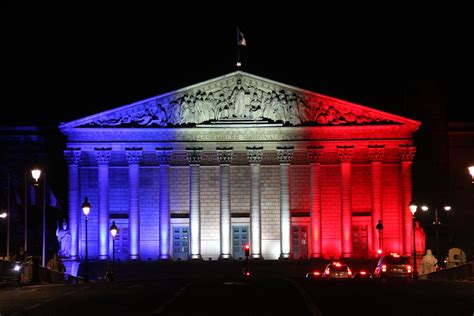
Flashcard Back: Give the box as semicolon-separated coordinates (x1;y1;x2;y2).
152;282;192;315
284;278;322;316
14;288;38;294
223;281;245;286
24;303;42;310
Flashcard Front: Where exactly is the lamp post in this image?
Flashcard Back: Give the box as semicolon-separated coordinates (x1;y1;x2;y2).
376;220;384;256
110;221;118;281
81;197;91;282
0;212;7;259
421;204;452;261
409;202;418;279
31;168;46;267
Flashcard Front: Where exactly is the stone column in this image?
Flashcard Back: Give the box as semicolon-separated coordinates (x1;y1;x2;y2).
217;147;233;260
95;148;111;260
246;147;263;259
338;145;354;258
64;148;81;260
369;145;385;256
126;148;143;260
277;146;294;259
187;147;203;260
399;145;416;256
308;146;324;258
156;148;172;260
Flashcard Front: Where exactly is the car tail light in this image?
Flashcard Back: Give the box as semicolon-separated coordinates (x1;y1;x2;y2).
334;262;342;267
347;268;352;276
313;271;320;276
382;265;387;272
360;271;367;275
325;268;330;275
407;265;412;272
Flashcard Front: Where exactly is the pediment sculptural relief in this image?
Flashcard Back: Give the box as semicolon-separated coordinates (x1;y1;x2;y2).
85;76;396;128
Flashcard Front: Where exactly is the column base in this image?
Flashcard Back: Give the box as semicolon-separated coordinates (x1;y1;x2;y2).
279;253;291;260
129;254;140;261
341;253;352;259
311;253;322;259
159;254;171;260
218;254;232;260
251;254;263;260
99;255;109;260
190;254;202;260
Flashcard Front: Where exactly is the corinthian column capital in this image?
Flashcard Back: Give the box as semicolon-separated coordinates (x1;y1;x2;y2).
64;148;81;165
368;145;385;162
398;144;416;162
125;147;143;165
186;147;203;165
246;146;263;165
156;147;173;165
307;146;324;163
217;147;233;165
277;146;294;164
337;145;354;162
95;148;112;165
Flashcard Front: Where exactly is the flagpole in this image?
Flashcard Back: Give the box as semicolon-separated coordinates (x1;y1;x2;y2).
236;27;241;67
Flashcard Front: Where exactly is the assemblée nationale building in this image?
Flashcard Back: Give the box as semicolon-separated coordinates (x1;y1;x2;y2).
60;71;420;262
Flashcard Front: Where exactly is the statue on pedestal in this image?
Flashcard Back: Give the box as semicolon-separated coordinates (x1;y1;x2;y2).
56;219;72;258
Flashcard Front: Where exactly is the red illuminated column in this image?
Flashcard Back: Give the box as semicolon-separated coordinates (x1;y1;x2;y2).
399;145;416;256
277;146;293;259
369;145;385;256
338;145;354;258
308;146;324;258
246;147;263;259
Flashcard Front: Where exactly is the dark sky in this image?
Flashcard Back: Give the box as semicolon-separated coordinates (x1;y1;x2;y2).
4;17;474;126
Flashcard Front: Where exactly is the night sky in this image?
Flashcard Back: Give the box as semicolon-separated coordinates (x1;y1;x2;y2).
4;17;474;125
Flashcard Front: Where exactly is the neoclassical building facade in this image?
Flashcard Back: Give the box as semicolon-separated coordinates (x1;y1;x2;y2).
60;71;420;261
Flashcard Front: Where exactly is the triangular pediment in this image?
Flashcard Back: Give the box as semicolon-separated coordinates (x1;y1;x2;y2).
59;71;420;129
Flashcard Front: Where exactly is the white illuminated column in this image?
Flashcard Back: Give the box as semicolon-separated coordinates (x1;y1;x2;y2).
187;148;203;260
308;146;324;258
126;148;142;260
95;148;111;260
368;145;384;256
64;149;81;260
246;147;263;259
156;148;172;260
277;146;293;259
338;145;354;258
217;147;233;259
399;145;416;257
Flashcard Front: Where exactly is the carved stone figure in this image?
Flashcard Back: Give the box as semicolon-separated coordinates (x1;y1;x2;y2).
230;79;248;118
56;219;72;258
421;249;437;274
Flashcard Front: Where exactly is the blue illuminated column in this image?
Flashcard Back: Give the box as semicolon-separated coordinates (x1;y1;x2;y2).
308;146;324;258
95;148;111;260
156;148;172;260
126;148;143;260
246;147;263;259
278;146;293;259
187;147;203;260
217;147;233;260
64;148;81;260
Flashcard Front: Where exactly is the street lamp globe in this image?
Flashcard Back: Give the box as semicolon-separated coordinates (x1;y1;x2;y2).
468;166;474;183
443;205;452;211
409;203;417;216
31;168;41;185
421;205;429;212
110;221;118;238
81;197;91;216
0;212;7;219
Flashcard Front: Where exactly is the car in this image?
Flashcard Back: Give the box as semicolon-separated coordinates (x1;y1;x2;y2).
352;271;372;279
305;270;322;279
374;253;412;279
322;262;352;279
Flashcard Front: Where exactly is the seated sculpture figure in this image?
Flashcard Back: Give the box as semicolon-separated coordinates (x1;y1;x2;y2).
56;219;72;258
